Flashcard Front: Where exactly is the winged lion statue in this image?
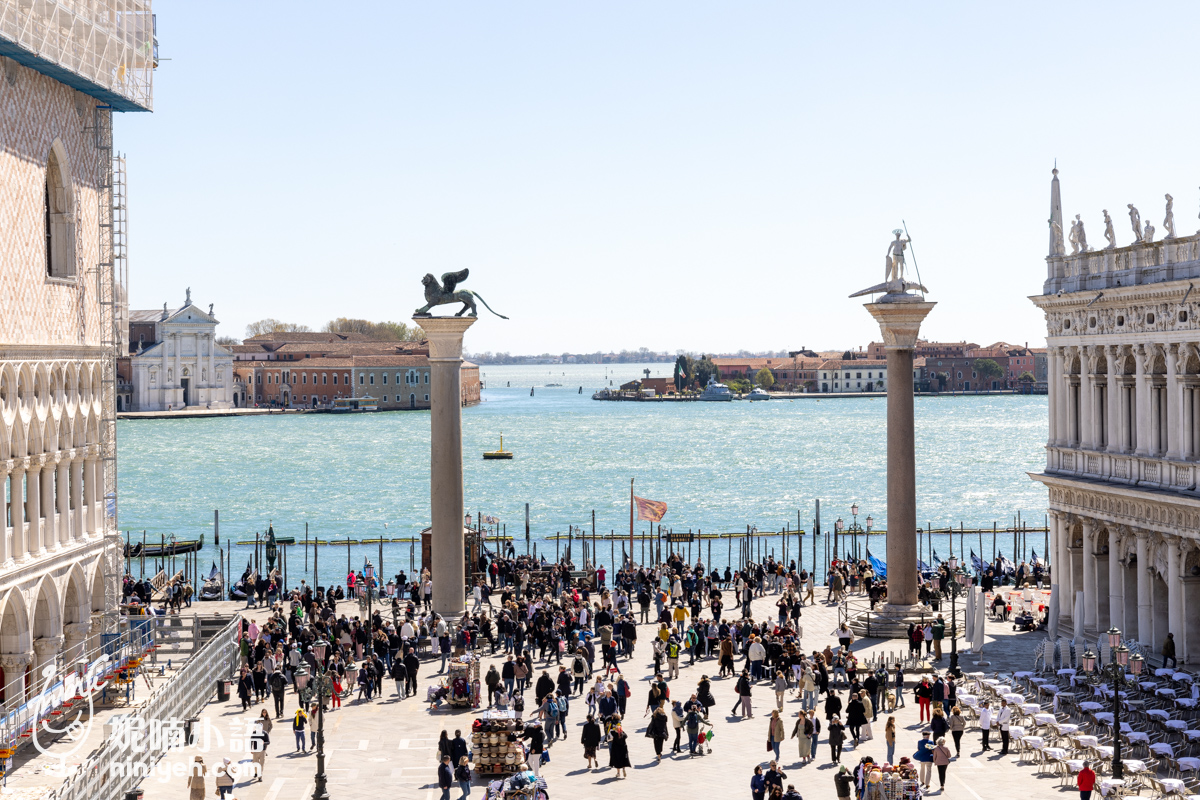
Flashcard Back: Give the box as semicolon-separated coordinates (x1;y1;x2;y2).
414;269;508;319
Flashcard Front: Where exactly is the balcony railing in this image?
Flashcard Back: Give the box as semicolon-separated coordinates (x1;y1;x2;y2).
1047;445;1197;492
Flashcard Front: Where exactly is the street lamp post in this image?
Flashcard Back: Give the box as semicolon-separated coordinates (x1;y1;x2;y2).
835;518;844;562
944;556;968;677
865;515;873;559
1081;628;1143;781
850;504;860;561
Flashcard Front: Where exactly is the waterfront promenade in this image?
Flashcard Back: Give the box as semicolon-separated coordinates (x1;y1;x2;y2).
136;591;1061;800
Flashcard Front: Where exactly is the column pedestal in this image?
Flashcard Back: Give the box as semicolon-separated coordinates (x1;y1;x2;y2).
864;297;935;613
414;316;476;621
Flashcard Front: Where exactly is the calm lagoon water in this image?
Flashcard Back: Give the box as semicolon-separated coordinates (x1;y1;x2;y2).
116;363;1050;584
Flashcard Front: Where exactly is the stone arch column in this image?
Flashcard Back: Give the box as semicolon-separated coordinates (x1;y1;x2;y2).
61;622;90;666
31;635;63;694
0;653;34;706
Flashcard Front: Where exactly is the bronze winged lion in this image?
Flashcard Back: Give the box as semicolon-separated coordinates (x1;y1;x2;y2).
414;269;508;319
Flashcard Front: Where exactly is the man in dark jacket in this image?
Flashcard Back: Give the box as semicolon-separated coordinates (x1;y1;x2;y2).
437;755;453;800
535;670;555;707
403;647;420;697
269;668;288;718
390;656;409;698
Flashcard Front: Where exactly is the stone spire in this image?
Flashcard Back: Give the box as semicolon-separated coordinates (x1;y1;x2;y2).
1049;164;1064;256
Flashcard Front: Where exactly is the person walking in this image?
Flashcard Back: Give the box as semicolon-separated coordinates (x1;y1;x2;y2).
774;671;788;711
269;668;287;718
735;669;754;719
913;730;935;789
791;710;813;763
914;676;933;723
520;722;546;778
291;706;309;753
455;756;472;799
581;713;602;769
608;721;631;778
647;706;669;761
884;716;897;764
893;666;906;709
187;755;207;800
932;736;952;791
768;709;786;761
846;692;867;744
948;706;966;756
1078;760;1097;800
215;758;234;799
828;716;845;763
1163;633;1178;669
751;765;767;800
834;765;854;800
437;755;453;800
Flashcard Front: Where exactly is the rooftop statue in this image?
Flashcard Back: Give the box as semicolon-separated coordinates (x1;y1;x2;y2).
1068;215;1089;254
1128;204;1142;243
1164;194;1176;239
1049;218;1065;256
849;229;929;300
1103;209;1116;249
1142;219;1155;244
414;268;509;319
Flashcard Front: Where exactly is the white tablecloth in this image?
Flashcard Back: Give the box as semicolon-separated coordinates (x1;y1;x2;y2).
1040;684;1059;695
1075;735;1099;747
1003;693;1026;704
1177;757;1200;772
1058;669;1077;677
1052;723;1080;735
1020;703;1041;714
1033;713;1057;725
1079;701;1105;712
1158;687;1178;698
1150;742;1175;757
959;694;978;707
1178;698;1198;709
1173;672;1193;683
1161;779;1188;794
1023;735;1046;749
1147;708;1170;719
1014;671;1034;679
1140;681;1159;691
1122;759;1148;773
1156;668;1176;677
1094;712;1114;724
1098;779;1125;797
1125;731;1150;744
1043;747;1067;759
1094;745;1114;758
1166;719;1189;731
1185;729;1200;742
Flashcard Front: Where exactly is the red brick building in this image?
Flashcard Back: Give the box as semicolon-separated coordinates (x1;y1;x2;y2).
230;333;481;409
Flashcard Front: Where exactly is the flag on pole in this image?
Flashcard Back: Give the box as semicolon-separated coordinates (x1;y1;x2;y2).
633;496;667;523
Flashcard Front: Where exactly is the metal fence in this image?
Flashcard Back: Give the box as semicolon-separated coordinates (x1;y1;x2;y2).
47;614;241;800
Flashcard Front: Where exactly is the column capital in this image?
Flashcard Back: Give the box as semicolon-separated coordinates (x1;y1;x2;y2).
0;652;34;670
414;317;477;361
63;622;90;640
33;635;64;656
12;457;29;473
28;453;46;469
862;301;936;350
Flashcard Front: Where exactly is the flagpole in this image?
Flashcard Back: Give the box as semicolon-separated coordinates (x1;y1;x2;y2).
629;478;635;571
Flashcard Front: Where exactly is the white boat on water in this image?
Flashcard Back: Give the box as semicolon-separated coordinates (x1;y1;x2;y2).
748;387;771;401
699;378;733;401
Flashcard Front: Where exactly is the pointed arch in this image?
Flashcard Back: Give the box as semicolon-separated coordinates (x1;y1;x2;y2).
31;576;61;642
89;562;106;617
45;138;76;279
0;588;32;656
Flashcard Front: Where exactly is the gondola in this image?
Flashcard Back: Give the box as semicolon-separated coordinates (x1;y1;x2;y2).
229;563;254;601
199;562;224;601
128;534;205;558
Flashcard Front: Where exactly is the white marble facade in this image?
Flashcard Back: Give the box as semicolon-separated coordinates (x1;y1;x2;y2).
1031;168;1200;663
129;296;234;410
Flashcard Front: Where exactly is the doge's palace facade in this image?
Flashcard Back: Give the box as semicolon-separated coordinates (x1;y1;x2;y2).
0;2;155;702
1032;169;1200;664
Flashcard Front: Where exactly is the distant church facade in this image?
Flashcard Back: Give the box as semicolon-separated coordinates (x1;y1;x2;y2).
124;291;235;410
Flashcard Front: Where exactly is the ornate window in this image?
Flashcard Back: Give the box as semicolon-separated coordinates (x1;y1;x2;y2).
45;142;75;279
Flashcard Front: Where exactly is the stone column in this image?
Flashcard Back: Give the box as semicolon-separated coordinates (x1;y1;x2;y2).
414;316;476;620
1105;347;1120;454
31;636;63;693
25;458;41;558
1109;529;1125;632
863;298;935;610
62;622;90;665
1136;533;1152;646
56;457;69;548
1050;511;1066;621
39;460;53;554
70;453;84;541
1168;535;1182;649
174;334;182;405
1082;518;1097;631
85;453;100;536
1048;347;1061;445
1135;345;1151;455
1167;344;1181;459
0;460;10;565
0;653;33;704
11;460;26;560
1080;349;1095;449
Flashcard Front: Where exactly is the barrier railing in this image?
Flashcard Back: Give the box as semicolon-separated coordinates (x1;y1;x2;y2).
46;614;241;800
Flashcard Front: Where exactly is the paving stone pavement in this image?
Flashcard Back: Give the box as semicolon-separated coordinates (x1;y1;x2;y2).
93;591;1078;800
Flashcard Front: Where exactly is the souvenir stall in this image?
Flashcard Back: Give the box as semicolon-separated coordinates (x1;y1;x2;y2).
484;770;548;800
428;653;480;709
472;710;528;777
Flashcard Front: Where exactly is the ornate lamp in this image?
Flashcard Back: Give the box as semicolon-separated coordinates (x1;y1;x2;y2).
1115;645;1130;668
947;556;959;572
866;515;873;532
1129;653;1144;676
851;503;859;518
1081;649;1097;673
314;641;328;664
1107;627;1122;649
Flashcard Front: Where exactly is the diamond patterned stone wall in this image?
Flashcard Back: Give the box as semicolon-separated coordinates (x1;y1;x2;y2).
0;54;102;346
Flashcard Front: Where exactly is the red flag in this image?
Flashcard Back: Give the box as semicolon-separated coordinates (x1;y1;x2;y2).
634;496;667;523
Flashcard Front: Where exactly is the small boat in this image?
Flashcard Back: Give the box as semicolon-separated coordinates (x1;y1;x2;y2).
199;562;224;601
129;534;205;557
698;378;733;402
331;396;379;413
484;434;513;460
229;564;254;600
545;383;562;387
748;387;771;401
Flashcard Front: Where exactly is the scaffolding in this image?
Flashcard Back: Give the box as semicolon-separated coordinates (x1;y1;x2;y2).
0;0;156;111
94;105;121;625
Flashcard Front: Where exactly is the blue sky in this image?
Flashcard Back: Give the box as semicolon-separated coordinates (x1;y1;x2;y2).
118;2;1200;354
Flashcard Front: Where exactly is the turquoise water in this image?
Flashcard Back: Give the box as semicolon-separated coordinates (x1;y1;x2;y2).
116;363;1050;585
